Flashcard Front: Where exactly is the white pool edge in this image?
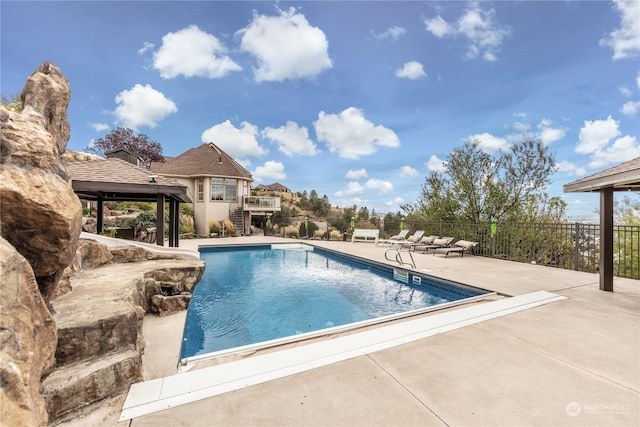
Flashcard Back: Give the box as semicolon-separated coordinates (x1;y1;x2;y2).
120;290;566;422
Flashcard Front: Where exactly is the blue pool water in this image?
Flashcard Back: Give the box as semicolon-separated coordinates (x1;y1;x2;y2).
180;244;487;359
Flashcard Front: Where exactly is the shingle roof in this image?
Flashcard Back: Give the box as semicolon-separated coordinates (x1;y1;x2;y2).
563;157;640;193
68;158;191;202
150;143;252;180
255;182;291;192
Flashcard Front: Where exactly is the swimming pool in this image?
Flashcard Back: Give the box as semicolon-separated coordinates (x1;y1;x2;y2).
180;243;491;363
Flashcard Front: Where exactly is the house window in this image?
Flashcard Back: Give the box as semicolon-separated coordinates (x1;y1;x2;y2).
211;178;237;201
197;178;204;202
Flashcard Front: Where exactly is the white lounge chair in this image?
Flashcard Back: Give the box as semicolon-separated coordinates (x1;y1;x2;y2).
397;230;425;248
376;229;410;246
434;240;478;257
414;236;455;253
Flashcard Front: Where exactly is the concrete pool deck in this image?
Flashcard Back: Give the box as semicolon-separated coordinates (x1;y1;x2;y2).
66;236;639;426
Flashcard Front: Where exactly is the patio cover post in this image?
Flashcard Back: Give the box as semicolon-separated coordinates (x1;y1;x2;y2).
600;188;614;291
156;194;165;246
97;197;104;234
168;198;179;247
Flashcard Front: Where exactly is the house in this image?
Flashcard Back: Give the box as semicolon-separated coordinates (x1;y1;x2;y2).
254;182;292;193
150;142;280;236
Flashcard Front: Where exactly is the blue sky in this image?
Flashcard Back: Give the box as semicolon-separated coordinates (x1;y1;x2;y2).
2;1;639;220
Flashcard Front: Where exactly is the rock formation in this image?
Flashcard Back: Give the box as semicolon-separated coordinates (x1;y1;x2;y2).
0;62;80;426
0;237;58;427
1;61;82;300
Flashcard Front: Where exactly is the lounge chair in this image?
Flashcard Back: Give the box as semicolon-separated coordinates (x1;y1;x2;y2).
416;236;455;253
376;229;410;246
434;240;478;257
408;235;439;251
397;230;425;248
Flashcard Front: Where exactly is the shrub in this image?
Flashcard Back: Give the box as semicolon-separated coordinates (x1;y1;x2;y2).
222;219;236;236
115;201;154;212
329;229;342;240
283;225;299;238
180;214;195;234
299;220;319;237
208;219;220;234
82;207;90;217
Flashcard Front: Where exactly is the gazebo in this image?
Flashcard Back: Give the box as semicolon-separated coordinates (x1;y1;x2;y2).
68;158;192;247
563;157;640;291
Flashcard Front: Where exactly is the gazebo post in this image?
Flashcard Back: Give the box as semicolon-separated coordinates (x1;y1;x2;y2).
97;196;104;234
156;194;165;246
600;188;614;291
168;198;179;247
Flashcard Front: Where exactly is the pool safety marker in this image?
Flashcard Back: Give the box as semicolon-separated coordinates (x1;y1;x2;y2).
120;290;565;422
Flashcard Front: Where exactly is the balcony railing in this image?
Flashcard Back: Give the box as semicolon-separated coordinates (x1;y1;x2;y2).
243;196;281;212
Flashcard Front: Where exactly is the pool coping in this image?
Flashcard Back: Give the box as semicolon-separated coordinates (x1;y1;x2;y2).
120;290;566;422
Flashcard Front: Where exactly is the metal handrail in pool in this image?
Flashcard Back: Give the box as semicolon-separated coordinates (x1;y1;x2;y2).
385;248;416;269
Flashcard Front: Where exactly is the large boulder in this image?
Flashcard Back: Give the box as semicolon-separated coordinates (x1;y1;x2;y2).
0;62;82;300
0;61;80;426
0;237;57;427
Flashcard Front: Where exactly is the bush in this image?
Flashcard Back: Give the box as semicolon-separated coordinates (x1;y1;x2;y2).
299;221;318;237
180;213;195;234
115;201;154;212
329;229;342;240
82;207;90;217
208;219;220;234
283;225;299;238
222;219;236;236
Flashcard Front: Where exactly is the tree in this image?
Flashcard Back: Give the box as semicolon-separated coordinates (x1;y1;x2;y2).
1;93;22;112
86;127;164;164
410;138;557;223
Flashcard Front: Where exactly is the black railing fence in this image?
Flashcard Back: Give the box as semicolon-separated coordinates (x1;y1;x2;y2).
377;219;639;280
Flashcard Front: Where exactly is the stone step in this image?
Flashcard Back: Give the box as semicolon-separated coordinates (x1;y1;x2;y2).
42;348;142;422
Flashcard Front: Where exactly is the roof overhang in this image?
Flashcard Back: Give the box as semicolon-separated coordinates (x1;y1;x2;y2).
72;180;192;203
563;158;640;193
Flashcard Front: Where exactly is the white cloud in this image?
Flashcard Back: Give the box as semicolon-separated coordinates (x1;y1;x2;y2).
537;119;566;144
395;61;427;80
600;0;640;60
588;135;640;168
114;84;177;129
335;182;365;197
252;160;286;182
314;107;400;159
513;121;531;132
619;86;633;97
138;42;154;55
557;160;586;176
426;155;446;172
336;197;367;209
92;122;109;133
372;26;407;40
237;7;332;82
575;115;640;168
621;100;640;116
201;120;268;160
153;25;241;79
345;168;368;179
467;132;510;154
424;15;452;38
262;121;319;157
365;178;393;194
576;116;621;154
385;197;405;208
397;165;419;177
425;3;511;62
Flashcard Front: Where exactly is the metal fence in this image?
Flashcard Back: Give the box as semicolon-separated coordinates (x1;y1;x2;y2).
377;219;640;280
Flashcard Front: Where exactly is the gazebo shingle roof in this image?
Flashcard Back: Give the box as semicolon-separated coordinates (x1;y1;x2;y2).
150;143;252;180
68;157;191;202
563;157;640;193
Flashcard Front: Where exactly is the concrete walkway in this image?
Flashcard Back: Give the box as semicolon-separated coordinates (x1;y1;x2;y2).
67;237;640;426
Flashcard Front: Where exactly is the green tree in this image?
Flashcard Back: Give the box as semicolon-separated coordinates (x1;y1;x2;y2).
86;127;164;164
358;206;370;221
410;138;557;223
1;93;22;112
